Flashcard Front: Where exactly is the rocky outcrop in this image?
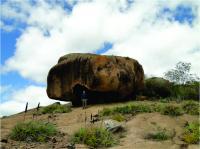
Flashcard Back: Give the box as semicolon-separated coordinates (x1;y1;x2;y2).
47;53;144;105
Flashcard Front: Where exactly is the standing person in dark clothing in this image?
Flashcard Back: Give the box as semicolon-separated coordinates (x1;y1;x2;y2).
81;90;88;109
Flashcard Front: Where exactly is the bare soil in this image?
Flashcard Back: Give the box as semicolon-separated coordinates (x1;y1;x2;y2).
0;101;199;149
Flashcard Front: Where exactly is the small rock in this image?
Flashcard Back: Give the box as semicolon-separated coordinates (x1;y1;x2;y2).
52;137;57;143
25;137;32;142
180;144;188;149
103;119;123;132
1;138;8;143
66;143;75;149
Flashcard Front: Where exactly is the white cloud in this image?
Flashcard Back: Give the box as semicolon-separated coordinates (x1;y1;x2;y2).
0;85;11;95
1;0;200;82
0;21;15;32
105;22;200;76
0;85;68;117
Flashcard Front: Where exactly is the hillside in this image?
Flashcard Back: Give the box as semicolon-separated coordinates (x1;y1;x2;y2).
1;100;199;149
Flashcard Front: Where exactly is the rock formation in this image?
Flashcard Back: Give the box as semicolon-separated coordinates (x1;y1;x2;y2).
47;53;144;105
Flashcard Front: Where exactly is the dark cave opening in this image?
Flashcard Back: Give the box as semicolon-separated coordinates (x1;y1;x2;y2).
72;84;134;106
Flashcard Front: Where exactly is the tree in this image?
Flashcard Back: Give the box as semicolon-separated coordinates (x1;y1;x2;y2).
164;62;199;84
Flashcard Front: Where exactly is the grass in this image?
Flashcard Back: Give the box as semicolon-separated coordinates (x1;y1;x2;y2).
41;103;71;114
72;127;116;148
182;101;199;115
182;121;200;144
161;105;183;116
111;113;125;122
145;128;172;141
100;102;186;117
101;103;153;116
101;108;113;116
10;121;57;142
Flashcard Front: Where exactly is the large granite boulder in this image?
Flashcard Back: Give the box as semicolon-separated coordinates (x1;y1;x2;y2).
47;53;144;105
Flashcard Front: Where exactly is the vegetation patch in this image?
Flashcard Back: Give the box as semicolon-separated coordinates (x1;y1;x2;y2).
161;105;183;116
101;103;153;116
72;127;116;148
171;83;199;101
101;101;198;119
10;121;57;142
182;121;200;144
41;103;71;114
131;103;153;113
111;113;125;122
182;101;199;115
143;77;172;98
113;105;133;114
101;108;114;116
145;128;172;141
150;103;165;112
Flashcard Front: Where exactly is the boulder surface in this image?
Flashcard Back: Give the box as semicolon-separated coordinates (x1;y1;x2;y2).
47;53;144;105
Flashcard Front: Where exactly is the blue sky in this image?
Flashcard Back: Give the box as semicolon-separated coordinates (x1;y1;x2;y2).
1;0;200;116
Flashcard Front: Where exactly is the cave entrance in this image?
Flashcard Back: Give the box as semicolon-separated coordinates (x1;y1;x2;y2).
72;84;88;106
72;84;133;106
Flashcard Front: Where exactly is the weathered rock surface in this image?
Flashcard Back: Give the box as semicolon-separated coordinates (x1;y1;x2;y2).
47;53;144;105
103;119;123;132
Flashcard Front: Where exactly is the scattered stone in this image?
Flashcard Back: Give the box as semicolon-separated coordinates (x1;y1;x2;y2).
25;136;32;142
1;138;8;143
103;119;123;133
180;144;188;149
66;143;75;149
52;137;57;143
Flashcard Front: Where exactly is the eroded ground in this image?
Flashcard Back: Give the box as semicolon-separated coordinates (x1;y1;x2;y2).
1;101;199;149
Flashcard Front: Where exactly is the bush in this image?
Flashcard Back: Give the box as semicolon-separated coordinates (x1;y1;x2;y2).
182;121;200;144
101;108;113;116
41;103;71;114
131;104;152;113
10;121;57;142
145;128;172;141
113;105;133;114
114;103;152;114
171;82;199;100
182;101;199;115
101;103;153;116
72;127;116;148
161;105;183;116
143;77;172;98
111;113;125;122
150;103;165;112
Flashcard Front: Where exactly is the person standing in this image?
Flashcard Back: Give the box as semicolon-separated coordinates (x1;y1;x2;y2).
81;90;88;109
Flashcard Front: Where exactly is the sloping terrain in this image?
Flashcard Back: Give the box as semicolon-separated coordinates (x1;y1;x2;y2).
1;101;199;149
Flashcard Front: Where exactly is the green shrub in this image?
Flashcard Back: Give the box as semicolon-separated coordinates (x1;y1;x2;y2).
143;77;172;98
131;104;152;113
182;101;199;115
101;108;113;116
10;121;57;142
182;121;200;144
101;103;157;117
145;128;172;141
171;83;199;100
72;127;116;148
111;114;125;122
113;105;133;114
161;105;183;116
151;103;165;112
41;103;71;114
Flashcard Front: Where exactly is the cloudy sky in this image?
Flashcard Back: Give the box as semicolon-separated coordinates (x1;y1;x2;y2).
1;0;200;116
